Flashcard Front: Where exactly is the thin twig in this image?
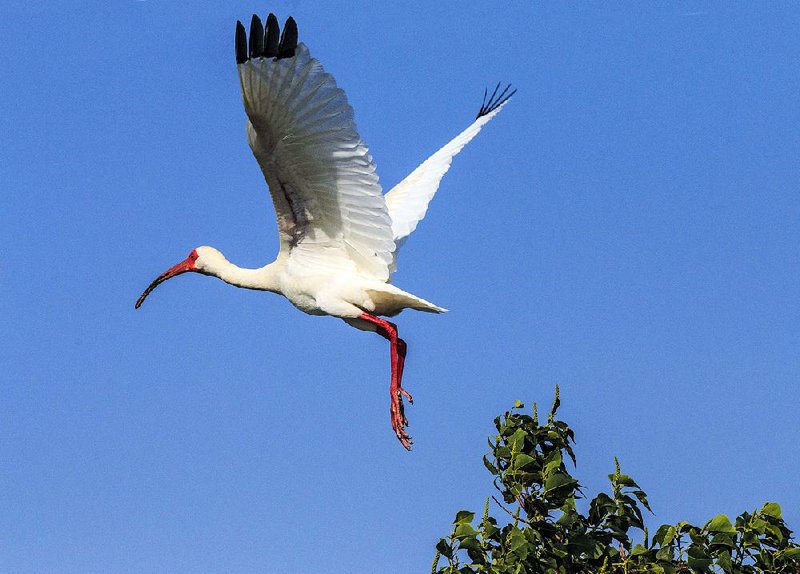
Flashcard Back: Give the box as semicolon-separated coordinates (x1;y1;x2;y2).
492;495;531;525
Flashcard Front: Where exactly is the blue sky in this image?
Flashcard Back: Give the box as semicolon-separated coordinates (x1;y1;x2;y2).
1;2;799;572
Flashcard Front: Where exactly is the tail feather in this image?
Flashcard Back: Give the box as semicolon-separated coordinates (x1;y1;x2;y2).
365;286;447;317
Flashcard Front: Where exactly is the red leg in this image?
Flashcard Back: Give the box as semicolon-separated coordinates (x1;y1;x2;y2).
359;313;413;450
396;338;411;404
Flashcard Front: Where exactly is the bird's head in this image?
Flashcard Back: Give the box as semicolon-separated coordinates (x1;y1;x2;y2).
135;246;227;309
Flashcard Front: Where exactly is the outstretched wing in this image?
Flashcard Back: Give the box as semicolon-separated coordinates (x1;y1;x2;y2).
384;84;514;270
236;14;395;281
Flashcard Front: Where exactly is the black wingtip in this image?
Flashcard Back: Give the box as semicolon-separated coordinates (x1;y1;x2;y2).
277;16;298;59
477;82;516;119
235;21;247;64
249;14;265;58
236;13;297;63
264;13;280;57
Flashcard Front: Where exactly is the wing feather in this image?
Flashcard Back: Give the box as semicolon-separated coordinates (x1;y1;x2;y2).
384;87;513;271
238;30;394;280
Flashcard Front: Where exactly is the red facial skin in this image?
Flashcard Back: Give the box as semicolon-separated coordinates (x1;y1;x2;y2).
135;249;199;309
358;312;413;450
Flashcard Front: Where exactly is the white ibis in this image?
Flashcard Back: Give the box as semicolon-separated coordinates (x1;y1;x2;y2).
136;13;514;449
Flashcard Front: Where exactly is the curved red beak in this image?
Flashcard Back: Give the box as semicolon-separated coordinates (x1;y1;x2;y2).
135;250;199;309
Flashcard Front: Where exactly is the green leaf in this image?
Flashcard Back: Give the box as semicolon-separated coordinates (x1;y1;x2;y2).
613;474;639;488
633;489;653;513
512;453;537;471
436;539;453;559
513;400;523;409
765;522;785;543
508;428;527;450
544;471;576;493
663;526;677;546
567;534;596;555
761;502;782;519
750;516;768;535
652;524;672;547
482;521;499;540
507;527;526;552
542;450;563;476
454;523;478;540
655;545;674;561
716;549;733;573
631;544;649;557
686;545;712;570
675;521;693;533
459;537;482;552
706;514;736;534
589;492;614;524
495;446;512;459
780;548;800;558
454;511;475;525
709;532;736;550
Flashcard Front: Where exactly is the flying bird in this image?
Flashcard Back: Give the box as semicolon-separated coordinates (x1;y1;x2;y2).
136;13;514;450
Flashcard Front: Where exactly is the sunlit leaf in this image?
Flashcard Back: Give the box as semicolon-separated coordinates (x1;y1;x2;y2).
761;502;782;519
454;511;475;525
706;514;736;534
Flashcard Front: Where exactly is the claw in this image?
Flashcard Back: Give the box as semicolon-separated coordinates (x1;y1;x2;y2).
390;390;412;450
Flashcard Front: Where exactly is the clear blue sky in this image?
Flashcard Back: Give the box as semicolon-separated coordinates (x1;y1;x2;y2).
1;2;798;572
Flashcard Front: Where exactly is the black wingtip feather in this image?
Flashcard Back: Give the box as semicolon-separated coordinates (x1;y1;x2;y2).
235;21;248;64
236;13;297;63
264;13;280;57
249;14;265;58
277;16;298;59
477;82;516;118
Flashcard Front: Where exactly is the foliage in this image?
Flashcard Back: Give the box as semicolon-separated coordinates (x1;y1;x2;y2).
432;388;800;574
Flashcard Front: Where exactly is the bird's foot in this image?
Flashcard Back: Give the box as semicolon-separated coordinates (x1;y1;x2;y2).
391;387;413;450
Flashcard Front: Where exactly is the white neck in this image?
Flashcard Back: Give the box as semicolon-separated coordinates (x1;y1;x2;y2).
212;260;281;292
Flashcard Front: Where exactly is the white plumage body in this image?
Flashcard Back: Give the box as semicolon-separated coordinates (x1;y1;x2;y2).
205;253;445;319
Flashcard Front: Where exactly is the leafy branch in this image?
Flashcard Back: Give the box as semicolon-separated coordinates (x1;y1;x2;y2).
433;388;800;573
